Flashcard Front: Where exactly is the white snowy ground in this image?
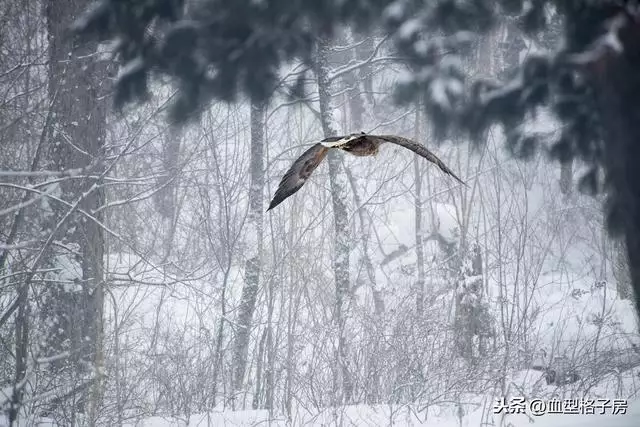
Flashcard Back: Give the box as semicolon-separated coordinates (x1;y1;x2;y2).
2;394;639;427
124;365;640;426
125;392;640;427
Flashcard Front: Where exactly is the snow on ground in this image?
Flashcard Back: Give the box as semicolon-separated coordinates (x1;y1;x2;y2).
119;392;640;427
94;235;640;427
524;269;639;358
110;363;640;427
3;370;637;426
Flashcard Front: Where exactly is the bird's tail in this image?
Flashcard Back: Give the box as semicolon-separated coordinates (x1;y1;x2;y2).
440;163;468;187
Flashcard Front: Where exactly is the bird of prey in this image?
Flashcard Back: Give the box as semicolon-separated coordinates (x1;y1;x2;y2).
267;132;466;211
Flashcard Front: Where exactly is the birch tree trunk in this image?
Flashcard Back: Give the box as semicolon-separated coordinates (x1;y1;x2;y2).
43;0;109;422
341;29;364;131
316;35;353;405
340;37;382;399
232;99;266;408
414;107;426;316
612;239;633;301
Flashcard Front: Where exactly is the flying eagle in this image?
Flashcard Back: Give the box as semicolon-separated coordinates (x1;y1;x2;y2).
267;132;466;211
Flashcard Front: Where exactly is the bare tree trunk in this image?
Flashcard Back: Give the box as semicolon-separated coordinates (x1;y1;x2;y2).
339;42;380;399
283;275;302;417
414;107;426;316
340;31;382;402
560;162;573;196
264;282;275;411
203;139;232;409
340;29;365;131
232;99;266;408
211;270;228;408
356;35;375;108
316;35;353;406
252;327;267;409
612;239;633;300
44;0;109;422
154;127;182;261
9;277;29;425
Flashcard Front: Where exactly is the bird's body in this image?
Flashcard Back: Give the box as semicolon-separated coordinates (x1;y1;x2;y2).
267;132;466;211
322;133;381;156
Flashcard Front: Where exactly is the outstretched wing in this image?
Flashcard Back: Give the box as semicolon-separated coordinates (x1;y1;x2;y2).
267;143;329;211
375;135;467;186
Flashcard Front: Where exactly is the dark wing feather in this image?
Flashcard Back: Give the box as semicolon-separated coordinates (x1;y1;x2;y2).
267;143;329;211
376;135;467;186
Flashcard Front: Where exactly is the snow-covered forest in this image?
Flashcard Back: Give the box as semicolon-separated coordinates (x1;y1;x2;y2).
1;1;640;426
